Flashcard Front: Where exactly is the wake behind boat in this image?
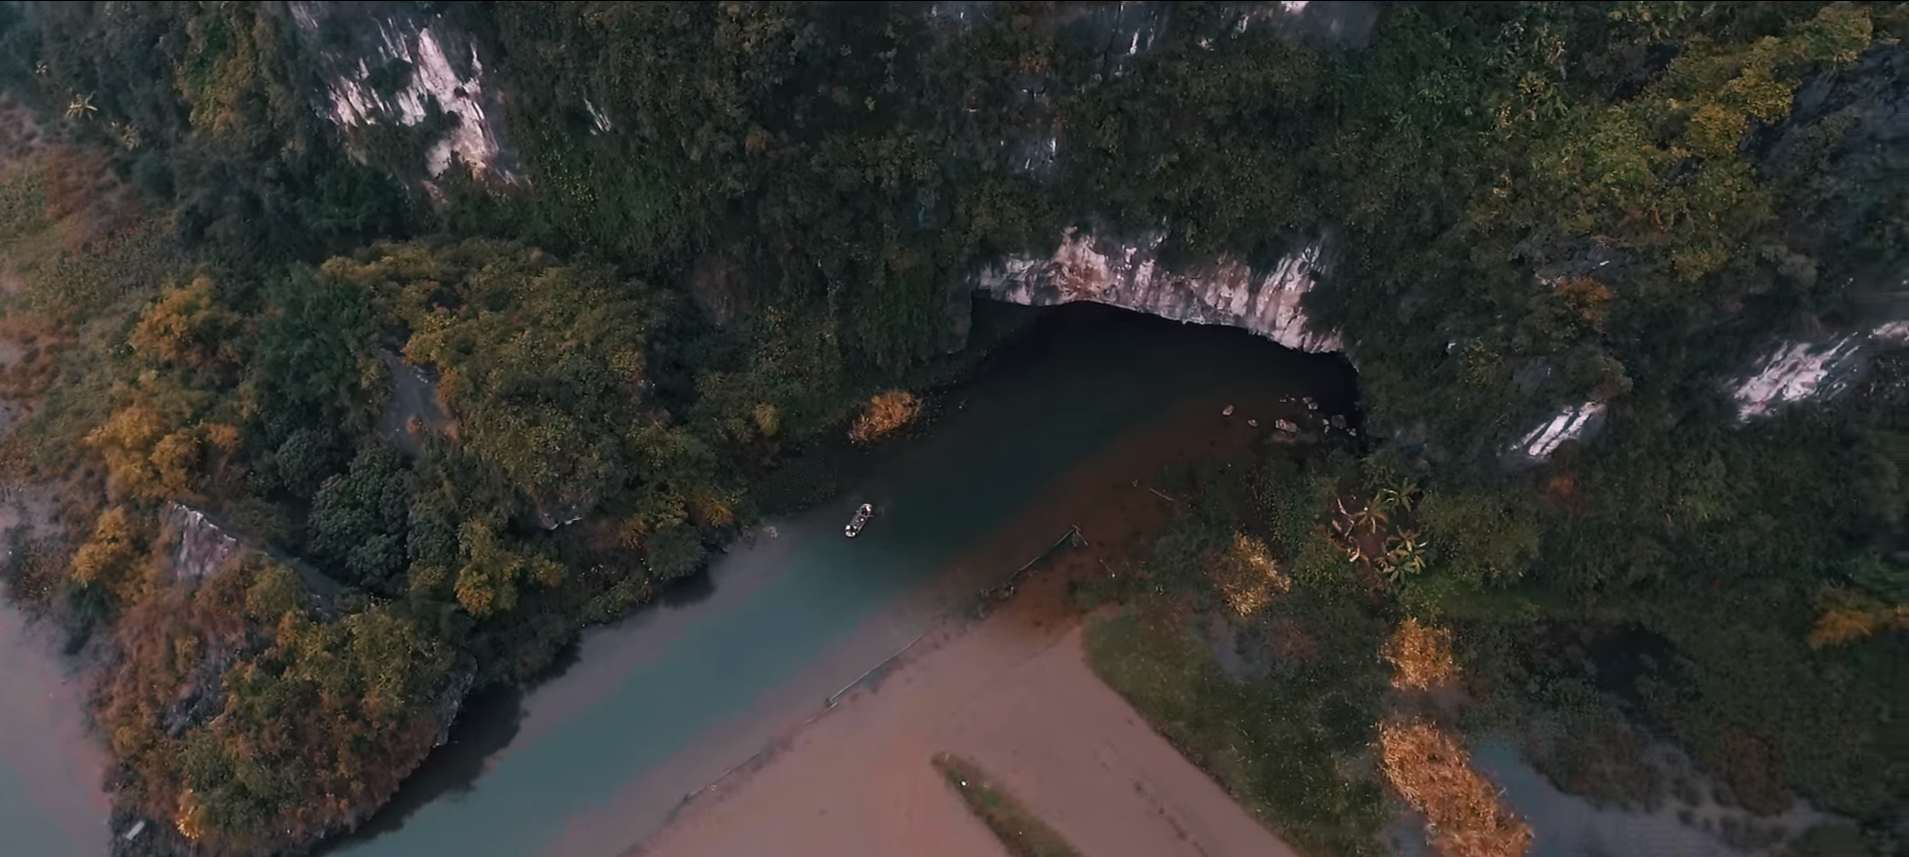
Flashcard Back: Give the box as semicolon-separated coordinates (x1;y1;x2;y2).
844;503;874;538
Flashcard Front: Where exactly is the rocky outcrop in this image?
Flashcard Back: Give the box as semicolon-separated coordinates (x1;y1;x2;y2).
1505;401;1608;467
531;488;595;532
429;666;477;748
977;229;1343;353
1728;44;1909;421
291;2;513;181
1729;321;1909;421
377;350;452;454
163;502;243;582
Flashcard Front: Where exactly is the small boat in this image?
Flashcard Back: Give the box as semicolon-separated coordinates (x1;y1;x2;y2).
844;503;874;538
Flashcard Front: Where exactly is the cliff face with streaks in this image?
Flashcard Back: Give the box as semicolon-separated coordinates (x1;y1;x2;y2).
290;1;516;183
1728;322;1908;421
288;0;1896;442
976;229;1344;353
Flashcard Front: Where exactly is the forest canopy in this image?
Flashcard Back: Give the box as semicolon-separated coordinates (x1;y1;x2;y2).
0;2;1901;855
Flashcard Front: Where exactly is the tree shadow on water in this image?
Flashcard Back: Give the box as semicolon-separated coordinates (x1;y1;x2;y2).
655;566;715;609
314;683;527;854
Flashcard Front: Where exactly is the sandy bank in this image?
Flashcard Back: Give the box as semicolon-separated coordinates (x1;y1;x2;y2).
633;390;1316;857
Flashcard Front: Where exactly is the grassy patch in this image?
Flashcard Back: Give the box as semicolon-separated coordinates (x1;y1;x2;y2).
1078;456;1390;857
932;752;1083;857
1084;607;1387;857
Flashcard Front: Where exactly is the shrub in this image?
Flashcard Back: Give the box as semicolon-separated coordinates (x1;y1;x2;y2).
1379;718;1532;857
1384;617;1458;691
848;390;920;445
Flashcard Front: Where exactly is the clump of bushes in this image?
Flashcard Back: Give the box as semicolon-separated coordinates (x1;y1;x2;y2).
848;390;921;445
1378;718;1532;857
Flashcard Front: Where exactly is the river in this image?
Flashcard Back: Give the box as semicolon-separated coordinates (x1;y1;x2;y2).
0;599;112;856
0;304;1357;857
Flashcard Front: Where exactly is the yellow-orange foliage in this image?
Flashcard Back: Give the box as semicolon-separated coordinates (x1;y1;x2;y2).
1384;617;1459;691
1809;608;1878;648
128;276;239;369
202;422;241;453
1809;605;1908;649
1379;718;1532;857
849;390;921;444
86;403;202;503
1554;277;1614;329
687;492;735;528
69;506;153;604
614;515;650;551
752;402;781;438
1207;532;1290;616
176;788;208;842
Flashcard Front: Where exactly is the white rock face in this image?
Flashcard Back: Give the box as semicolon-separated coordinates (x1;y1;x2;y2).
584;98;613;135
1511;401;1607;463
1729;321;1908;421
976;229;1344;353
313;14;508;179
164;502;243;582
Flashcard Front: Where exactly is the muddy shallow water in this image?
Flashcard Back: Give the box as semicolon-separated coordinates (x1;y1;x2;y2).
0;599;111;856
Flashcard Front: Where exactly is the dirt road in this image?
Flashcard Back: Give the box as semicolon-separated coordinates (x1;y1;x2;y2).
636;391;1313;857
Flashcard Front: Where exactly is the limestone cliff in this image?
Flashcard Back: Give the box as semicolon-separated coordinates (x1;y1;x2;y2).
1729;321;1909;421
162;502;243;583
976;229;1344;353
291;2;514;182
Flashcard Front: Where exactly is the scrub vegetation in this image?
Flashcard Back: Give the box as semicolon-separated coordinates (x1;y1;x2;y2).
0;3;1899;855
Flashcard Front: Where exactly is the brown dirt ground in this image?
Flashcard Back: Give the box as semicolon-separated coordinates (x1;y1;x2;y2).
632;389;1316;857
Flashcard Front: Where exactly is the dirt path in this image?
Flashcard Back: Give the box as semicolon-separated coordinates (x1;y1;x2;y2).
634;390;1316;857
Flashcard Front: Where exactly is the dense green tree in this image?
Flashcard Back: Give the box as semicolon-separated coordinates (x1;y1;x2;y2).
4;3;1904;854
307;448;412;592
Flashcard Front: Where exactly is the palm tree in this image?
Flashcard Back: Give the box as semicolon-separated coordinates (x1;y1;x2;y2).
1384;530;1428;581
1375;479;1419;515
1353;502;1390;534
65;92;97;121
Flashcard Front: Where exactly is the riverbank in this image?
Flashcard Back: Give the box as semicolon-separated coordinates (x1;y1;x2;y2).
0;298;1354;857
291;304;1355;857
635;386;1320;857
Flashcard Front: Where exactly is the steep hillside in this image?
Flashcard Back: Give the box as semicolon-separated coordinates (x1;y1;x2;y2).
0;3;1899;855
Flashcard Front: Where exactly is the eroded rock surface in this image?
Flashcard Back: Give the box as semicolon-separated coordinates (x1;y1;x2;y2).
292;2;513;181
977;229;1343;353
1729;321;1909;421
